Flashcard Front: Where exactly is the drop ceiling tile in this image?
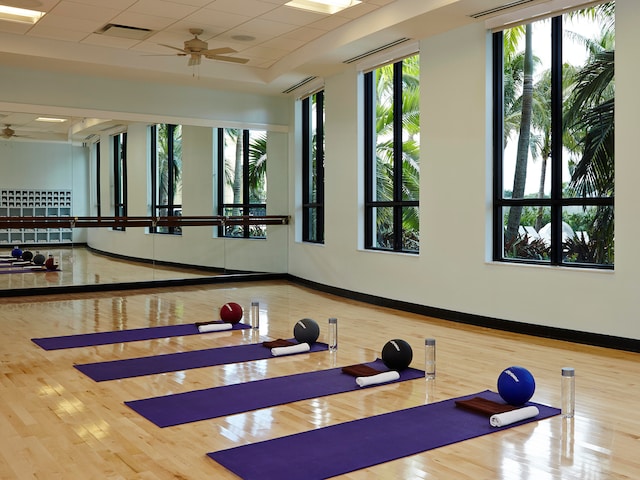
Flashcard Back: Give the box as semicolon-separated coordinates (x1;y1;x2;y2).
0;22;31;35
241;44;288;60
260;5;326;26
82;33;141;48
309;14;351;31
205;0;277;16
28;26;90;42
127;0;201;19
281;25;326;42
226;17;299;38
182;9;251;30
32;14;109;34
110;11;177;31
47;1;122;22
336;2;380;19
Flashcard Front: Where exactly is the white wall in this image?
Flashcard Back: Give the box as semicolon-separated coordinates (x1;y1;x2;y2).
287;3;639;341
0;140;89;243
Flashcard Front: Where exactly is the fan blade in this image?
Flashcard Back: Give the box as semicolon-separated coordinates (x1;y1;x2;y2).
206;55;250;64
202;47;236;56
159;43;189;54
187;54;202;66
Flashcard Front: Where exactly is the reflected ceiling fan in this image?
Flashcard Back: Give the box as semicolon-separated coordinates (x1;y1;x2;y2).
157;28;249;67
1;125;24;139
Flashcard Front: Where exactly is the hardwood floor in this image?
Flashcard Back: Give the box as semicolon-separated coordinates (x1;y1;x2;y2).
0;246;214;291
0;280;638;479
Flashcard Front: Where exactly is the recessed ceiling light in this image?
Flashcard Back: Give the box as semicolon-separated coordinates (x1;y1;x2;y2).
285;0;361;15
36;117;67;123
0;5;46;24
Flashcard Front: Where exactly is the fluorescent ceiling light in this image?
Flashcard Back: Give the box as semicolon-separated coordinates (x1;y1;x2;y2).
285;0;361;15
0;5;46;24
36;117;67;123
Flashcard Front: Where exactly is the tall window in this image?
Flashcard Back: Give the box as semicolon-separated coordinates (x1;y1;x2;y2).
113;132;127;231
150;124;182;234
302;90;325;243
493;3;614;268
217;128;267;238
364;54;420;253
95;141;101;217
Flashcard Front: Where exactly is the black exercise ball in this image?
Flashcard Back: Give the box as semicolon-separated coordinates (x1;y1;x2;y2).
293;318;320;345
382;339;413;371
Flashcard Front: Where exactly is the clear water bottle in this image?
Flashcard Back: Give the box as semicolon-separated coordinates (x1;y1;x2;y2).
425;338;436;379
328;318;338;352
250;302;260;330
561;367;575;418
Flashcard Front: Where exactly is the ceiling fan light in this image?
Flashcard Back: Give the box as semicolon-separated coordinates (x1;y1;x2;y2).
284;0;361;15
0;5;45;24
36;117;67;123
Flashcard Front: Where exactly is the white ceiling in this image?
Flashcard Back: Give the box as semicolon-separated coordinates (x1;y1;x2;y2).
0;0;550;142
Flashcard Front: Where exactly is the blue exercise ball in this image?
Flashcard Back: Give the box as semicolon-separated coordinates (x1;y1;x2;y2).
497;366;536;406
11;246;22;258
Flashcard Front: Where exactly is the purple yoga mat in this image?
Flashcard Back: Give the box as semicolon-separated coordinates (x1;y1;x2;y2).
32;322;250;350
75;340;328;382
208;390;560;480
125;359;424;427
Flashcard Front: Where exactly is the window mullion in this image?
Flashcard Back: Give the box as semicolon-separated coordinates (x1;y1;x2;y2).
550;16;564;265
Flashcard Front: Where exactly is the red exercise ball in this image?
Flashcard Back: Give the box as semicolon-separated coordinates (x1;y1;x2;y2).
220;302;243;324
44;255;58;271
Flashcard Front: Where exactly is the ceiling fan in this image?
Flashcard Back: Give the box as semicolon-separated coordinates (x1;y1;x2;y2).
158;28;249;67
1;125;22;139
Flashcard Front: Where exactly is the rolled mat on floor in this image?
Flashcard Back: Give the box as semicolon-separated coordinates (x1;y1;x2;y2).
125;359;424;428
75;339;328;382
208;390;560;480
32;321;251;350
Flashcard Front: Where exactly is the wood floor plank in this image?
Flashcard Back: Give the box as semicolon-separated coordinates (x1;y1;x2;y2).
0;278;638;479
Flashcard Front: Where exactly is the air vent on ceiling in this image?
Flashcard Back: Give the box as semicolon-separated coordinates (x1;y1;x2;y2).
343;38;411;64
96;23;153;40
469;0;537;18
282;76;318;94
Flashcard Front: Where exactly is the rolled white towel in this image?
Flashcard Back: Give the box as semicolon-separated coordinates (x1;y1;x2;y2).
271;343;310;356
356;370;400;387
198;323;233;333
490;406;540;427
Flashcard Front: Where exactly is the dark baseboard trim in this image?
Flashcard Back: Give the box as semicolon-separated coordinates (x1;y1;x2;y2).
0;272;288;298
287;274;640;353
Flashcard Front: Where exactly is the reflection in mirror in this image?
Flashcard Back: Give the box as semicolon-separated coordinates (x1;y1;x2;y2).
0;121;289;294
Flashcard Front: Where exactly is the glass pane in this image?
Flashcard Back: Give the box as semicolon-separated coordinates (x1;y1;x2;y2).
502;206;551;261
373;206;393;250
172;125;183;206
402;206;419;252
402;55;420;202
306;207;318;243
248;130;267;205
562;8;615;199
562;205;614;265
157;125;169;206
502;21;551;201
223;129;243;206
374;65;394;203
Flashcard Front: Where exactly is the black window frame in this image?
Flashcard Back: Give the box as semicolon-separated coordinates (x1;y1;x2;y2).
301;90;325;244
150;124;182;235
363;59;420;254
112;132;127;231
216;128;267;239
492;12;614;269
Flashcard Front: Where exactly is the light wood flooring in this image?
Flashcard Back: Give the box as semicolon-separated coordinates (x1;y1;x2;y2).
0;246;215;291
0;280;638;479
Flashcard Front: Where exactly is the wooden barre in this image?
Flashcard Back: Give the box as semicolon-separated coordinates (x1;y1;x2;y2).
0;215;289;229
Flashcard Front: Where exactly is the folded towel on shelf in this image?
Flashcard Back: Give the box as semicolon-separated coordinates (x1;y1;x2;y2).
356;371;400;387
271;343;310;356
490;406;540;427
